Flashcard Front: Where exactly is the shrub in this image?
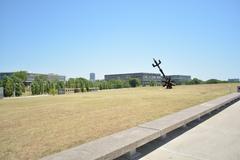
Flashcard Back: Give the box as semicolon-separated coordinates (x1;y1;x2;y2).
149;81;156;86
49;88;57;95
185;78;203;85
3;76;14;97
129;78;141;88
205;79;223;84
74;88;80;93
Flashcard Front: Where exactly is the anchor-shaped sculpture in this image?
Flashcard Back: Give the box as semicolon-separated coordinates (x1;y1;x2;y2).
152;58;175;89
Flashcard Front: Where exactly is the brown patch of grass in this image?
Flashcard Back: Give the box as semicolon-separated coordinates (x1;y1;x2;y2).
0;83;239;160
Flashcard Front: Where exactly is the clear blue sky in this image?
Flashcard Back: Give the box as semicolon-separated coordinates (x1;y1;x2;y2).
1;0;240;80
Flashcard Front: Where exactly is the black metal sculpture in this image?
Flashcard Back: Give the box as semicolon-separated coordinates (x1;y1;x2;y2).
152;58;175;89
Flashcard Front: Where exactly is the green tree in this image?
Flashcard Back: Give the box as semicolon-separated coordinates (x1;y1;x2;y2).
185;78;203;85
99;84;103;90
205;79;223;84
56;81;65;90
66;77;93;92
13;71;27;82
123;80;130;88
49;88;57;95
31;75;49;95
31;81;41;95
129;78;141;88
81;84;85;92
0;80;3;87
11;75;24;96
93;80;131;90
66;78;75;88
3;76;14;97
149;81;156;86
74;78;81;88
85;82;90;92
192;78;202;84
14;71;27;93
15;82;22;96
109;80;123;89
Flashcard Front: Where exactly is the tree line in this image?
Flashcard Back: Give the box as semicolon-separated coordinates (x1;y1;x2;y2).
95;78;141;90
0;71;235;97
0;71;27;97
31;75;65;95
0;71;142;97
184;78;229;85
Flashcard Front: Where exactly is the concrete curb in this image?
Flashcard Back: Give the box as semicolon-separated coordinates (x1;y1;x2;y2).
40;93;240;160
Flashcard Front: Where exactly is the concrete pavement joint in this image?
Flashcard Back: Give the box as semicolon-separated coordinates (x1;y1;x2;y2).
137;126;161;132
160;147;209;160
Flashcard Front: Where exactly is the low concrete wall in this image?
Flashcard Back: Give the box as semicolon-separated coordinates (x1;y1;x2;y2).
40;93;240;160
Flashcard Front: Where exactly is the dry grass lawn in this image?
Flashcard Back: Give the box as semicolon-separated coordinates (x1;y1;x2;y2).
0;83;239;160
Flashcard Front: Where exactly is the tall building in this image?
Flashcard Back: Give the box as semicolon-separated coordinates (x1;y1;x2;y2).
105;73;162;85
0;72;66;86
90;73;95;82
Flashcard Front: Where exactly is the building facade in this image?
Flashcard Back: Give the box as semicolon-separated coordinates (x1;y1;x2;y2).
167;75;191;85
0;72;66;86
228;79;240;83
105;73;191;85
105;73;162;85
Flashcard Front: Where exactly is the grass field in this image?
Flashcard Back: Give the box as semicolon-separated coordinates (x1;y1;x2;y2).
0;83;239;160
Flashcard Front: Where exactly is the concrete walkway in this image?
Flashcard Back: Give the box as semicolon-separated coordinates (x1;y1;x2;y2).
140;101;240;160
